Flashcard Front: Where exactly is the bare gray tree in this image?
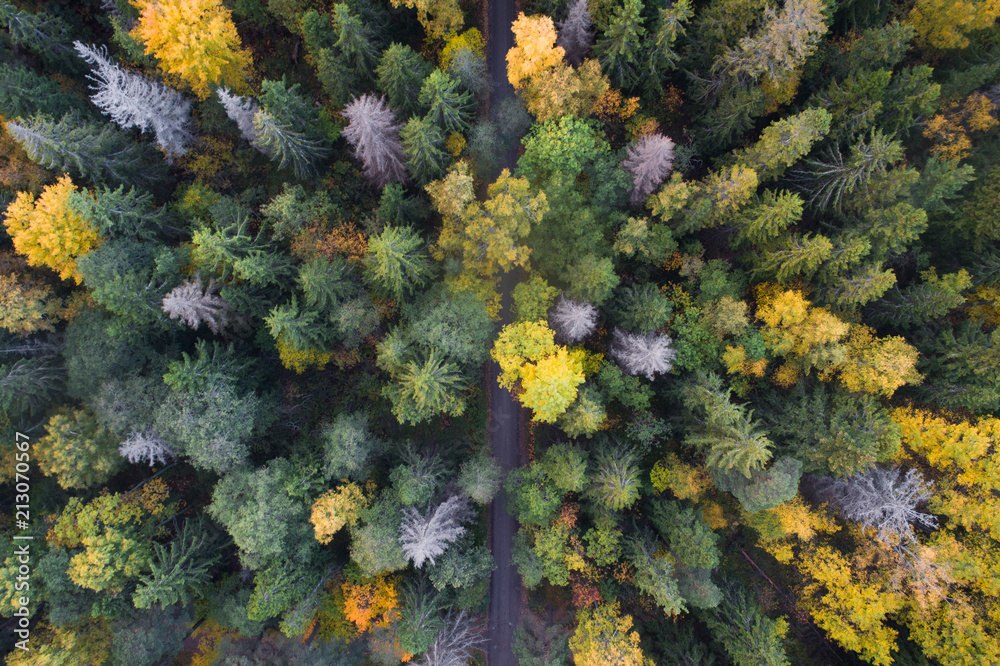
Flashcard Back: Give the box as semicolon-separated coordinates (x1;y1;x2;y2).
75;42;193;158
418;610;487;666
342;94;409;187
162;278;235;335
217;87;260;143
549;295;598;343
818;466;938;547
556;0;594;67
622;133;675;206
119;429;174;467
610;329;676;380
399;495;472;568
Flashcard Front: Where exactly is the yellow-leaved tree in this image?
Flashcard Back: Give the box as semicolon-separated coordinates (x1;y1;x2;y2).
569;602;653;666
390;0;464;41
757;288;849;386
310;483;368;544
839;325;922;397
506;13;610;121
491;321;585;422
131;0;252;99
909;0;1000;49
3;175;101;283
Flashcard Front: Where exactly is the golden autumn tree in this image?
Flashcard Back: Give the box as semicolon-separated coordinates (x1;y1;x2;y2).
0;266;63;336
507;13;609;121
131;0;252;99
3;176;101;284
909;0;1000;49
310;483;368;544
569;602;653;666
757;288;849;386
839;326;922;397
491;321;585;422
390;0;464;41
923;93;999;161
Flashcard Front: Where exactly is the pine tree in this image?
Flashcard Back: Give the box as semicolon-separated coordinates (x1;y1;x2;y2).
216;87;259;142
549;296;598;343
133;518;218;609
622;133;675;206
556;0;594;66
331;3;378;73
252;78;331;179
6;114;165;188
384;351;468;425
419;70;474;134
791;130;903;209
732;109;831;182
721;0;827;83
594;0;646;90
733;190;804;248
364;225;433;298
0;0;75;67
161;278;236;334
591;449;641;510
377;43;432;118
0;355;64;421
118;429;174;467
826;264;896;308
342;94;409;186
75;42;194;158
646;0;693;90
609;329;676;379
401;116;449;184
70;184;170;240
399;495;473;568
753;233;833;282
818;467;937;547
0;63;82;120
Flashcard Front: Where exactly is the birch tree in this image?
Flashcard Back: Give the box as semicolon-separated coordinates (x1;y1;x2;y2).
75;42;194;158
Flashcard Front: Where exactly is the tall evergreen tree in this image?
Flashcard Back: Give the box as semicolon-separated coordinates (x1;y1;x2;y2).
594;0;645;90
419;70;474;134
377;43;433;118
401;116;450;184
6;113;166;187
252;78;331;179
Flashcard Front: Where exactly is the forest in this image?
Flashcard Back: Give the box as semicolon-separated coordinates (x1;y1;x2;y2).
2;0;1000;663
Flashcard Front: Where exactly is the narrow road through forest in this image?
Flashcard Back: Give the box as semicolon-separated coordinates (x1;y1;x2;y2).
485;0;522;663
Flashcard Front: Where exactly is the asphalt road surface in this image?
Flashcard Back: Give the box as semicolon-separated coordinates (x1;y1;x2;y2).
485;0;523;663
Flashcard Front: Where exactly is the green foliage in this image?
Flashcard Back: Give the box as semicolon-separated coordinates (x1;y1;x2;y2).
322;411;382;481
364;225;433;299
704;585;790;666
630;536;685;615
350;494;408;576
377;43;432;117
712;456;802;513
518;117;609;183
505;464;563;526
610;282;673;332
540;443;589;493
590;448;641;511
513;276;559;322
133;518;219;609
651;499;721;569
419;69;474;134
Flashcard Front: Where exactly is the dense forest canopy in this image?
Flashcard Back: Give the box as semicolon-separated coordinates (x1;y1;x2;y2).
2;0;1000;663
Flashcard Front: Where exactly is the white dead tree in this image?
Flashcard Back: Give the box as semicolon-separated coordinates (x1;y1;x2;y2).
549;296;598;343
610;329;676;380
399;495;472;568
622;133;675;206
342;94;409;187
818;467;938;548
162;278;235;335
119;429;174;467
217;87;261;143
74;41;193;158
556;0;594;67
417;610;487;666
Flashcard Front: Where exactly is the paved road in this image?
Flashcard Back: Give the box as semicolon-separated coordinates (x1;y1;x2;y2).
485;1;522;664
